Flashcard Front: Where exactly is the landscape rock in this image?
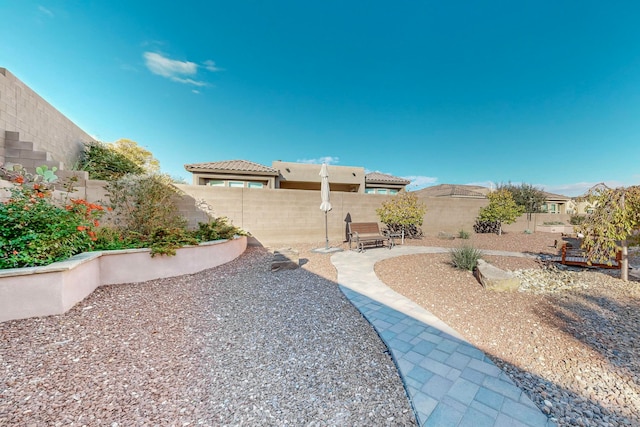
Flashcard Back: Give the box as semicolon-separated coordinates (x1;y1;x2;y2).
474;259;521;291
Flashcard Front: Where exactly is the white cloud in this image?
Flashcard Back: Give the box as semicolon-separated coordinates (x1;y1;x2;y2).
296;156;340;165
38;6;54;17
403;175;438;190
203;60;222;72
143;52;220;87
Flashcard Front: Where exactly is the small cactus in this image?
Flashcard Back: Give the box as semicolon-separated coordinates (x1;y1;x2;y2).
35;165;58;183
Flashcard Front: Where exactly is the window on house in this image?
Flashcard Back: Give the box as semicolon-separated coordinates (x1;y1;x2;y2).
247;182;264;189
378;189;388;195
229;181;244;188
208;180;224;187
365;188;375;194
389;189;398;195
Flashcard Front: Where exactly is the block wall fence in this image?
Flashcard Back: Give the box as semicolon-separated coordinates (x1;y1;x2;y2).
0;68;93;169
172;185;570;245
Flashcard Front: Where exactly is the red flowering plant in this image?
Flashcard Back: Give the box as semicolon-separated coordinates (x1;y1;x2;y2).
0;165;106;268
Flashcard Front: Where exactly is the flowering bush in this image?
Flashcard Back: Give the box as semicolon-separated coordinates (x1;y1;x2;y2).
0;166;105;268
1;165;246;269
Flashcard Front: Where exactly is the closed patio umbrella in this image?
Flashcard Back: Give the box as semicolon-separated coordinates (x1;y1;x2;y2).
319;163;332;249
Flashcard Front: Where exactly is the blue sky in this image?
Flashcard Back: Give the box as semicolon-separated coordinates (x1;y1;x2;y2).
1;1;639;196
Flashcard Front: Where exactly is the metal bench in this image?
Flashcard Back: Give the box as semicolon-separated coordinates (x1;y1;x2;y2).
348;222;393;252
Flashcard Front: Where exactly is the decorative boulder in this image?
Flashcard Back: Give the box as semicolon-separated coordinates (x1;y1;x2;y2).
271;248;299;272
474;259;520;292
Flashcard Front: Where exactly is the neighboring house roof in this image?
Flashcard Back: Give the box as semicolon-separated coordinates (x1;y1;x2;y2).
184;160;279;175
541;191;571;201
365;172;411;185
415;184;488;198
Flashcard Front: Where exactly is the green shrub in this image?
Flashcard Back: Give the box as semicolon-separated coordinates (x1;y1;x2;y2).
148;227;198;257
569;215;586;226
0;166;104;268
194;217;244;242
450;245;483;271
93;226;146;251
376;192;426;239
543;221;564;226
105;174;187;236
79;141;144;180
458;229;470;239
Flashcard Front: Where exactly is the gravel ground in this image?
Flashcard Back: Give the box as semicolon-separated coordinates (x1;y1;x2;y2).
373;232;640;427
0;246;415;426
3;232;639;427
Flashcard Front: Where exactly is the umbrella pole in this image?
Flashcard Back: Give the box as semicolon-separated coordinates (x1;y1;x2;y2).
325;211;329;249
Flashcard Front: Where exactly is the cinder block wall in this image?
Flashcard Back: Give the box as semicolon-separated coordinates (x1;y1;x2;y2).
0;68;93;168
175;184;396;245
172;185;570;245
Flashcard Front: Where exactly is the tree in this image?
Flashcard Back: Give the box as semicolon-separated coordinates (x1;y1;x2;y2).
79;141;144;180
579;185;640;281
111;139;160;174
376;192;427;238
499;182;546;231
477;189;524;235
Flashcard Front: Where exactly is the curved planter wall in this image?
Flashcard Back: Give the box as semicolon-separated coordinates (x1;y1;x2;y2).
0;236;247;323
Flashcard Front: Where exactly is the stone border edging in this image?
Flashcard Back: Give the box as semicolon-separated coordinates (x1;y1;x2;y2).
0;236;248;323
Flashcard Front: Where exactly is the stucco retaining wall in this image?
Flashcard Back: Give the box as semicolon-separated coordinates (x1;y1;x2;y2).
0;236;247;323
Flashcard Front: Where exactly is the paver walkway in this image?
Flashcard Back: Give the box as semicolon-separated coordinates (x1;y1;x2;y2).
331;246;555;427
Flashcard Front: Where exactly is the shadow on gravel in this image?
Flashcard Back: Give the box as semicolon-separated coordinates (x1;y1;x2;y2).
541;291;640;382
490;354;634;426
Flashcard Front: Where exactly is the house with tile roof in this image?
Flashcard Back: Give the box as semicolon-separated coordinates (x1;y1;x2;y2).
539;190;572;214
184;160;410;194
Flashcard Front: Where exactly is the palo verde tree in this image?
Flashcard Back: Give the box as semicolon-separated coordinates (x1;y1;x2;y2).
499;182;546;231
79;141;144;180
579;185;640;281
476;189;524;235
112;139;160;174
376;192;427;238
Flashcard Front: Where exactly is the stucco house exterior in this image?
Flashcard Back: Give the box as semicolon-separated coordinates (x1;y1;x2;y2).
540;191;572;214
184;160;410;194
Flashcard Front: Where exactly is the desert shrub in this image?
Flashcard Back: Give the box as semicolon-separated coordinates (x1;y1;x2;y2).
104;173;187;236
93;226;146;251
569;214;586;226
376;192;426;239
450;245;483;271
194;217;244;241
79;141;144;180
148;227;198;257
458;229;470;239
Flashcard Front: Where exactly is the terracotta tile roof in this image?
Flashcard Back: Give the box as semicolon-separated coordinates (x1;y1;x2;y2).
541;190;571;201
365;172;410;185
416;184;488;198
184;160;278;174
